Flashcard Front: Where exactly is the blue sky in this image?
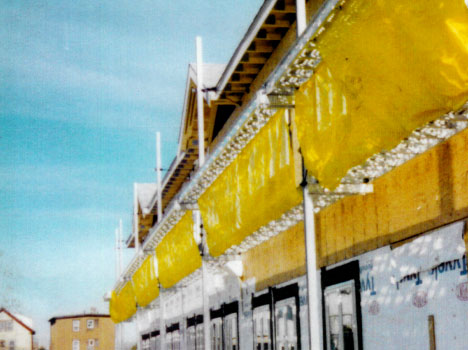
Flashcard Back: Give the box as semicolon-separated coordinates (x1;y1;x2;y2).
0;0;262;346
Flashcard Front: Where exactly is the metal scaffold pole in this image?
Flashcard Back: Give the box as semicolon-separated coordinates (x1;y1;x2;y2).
134;183;140;254
296;0;307;36
195;36;211;350
156;132;163;222
160;287;166;350
196;36;205;167
303;183;323;350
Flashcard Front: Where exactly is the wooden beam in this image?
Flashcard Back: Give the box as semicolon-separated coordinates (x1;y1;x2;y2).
242;222;306;291
231;74;254;84
240;53;268;64
247;41;275;53
225;83;248;92
263;19;291;28
234;63;262;74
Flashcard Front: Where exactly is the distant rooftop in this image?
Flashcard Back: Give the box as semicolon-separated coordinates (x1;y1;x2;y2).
49;313;110;325
0;308;35;334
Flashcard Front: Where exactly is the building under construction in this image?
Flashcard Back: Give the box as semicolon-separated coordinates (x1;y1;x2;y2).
109;0;468;349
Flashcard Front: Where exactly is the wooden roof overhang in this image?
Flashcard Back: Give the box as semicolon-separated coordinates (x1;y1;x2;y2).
216;0;299;106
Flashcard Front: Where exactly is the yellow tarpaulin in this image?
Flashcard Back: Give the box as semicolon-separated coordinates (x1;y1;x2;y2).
109;291;120;323
155;211;201;288
199;110;302;257
132;255;159;308
296;0;468;190
109;282;137;323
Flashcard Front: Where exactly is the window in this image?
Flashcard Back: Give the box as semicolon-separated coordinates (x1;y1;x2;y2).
73;320;80;332
223;313;238;350
0;321;13;332
9;341;14;350
210;319;222;350
275;298;298;350
252;284;300;350
324;281;359;350
322;260;363;350
87;320;94;329
253;305;271;350
87;339;94;350
195;324;204;350
186;325;196;350
72;340;80;350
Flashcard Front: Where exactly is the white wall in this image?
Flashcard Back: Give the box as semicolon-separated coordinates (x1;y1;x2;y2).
0;311;33;350
355;221;468;349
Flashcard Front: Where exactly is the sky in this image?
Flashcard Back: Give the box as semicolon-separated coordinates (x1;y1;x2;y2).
0;0;262;346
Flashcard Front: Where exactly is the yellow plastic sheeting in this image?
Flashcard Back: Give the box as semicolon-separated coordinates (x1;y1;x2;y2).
199;110;302;257
132;255;159;308
109;291;120;323
295;0;468;190
109;282;137;323
155;211;201;288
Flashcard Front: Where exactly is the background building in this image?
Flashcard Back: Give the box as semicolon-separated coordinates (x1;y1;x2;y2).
49;313;114;350
0;308;35;350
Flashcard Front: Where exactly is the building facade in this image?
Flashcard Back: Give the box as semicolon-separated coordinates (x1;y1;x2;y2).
49;314;114;350
109;0;468;350
0;308;35;350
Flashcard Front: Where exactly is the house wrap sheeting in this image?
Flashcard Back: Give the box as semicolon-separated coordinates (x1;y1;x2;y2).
296;0;468;190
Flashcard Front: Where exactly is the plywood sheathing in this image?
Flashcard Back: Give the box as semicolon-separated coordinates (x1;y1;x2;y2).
316;128;468;267
242;128;468;288
242;222;306;291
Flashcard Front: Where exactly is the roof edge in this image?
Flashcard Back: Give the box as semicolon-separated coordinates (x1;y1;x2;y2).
215;0;279;98
0;308;35;335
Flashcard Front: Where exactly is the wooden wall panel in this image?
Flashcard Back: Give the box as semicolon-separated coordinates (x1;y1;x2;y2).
451;133;468;212
242;222;306;291
240;129;468;288
316;128;468;267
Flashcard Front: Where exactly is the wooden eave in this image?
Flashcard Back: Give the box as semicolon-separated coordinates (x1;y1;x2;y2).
217;0;298;105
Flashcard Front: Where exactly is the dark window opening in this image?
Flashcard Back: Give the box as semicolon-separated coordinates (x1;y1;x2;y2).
212;105;236;141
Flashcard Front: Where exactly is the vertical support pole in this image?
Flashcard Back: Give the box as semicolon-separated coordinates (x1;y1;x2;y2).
114;228;121;350
202;261;211;350
156;132;163;222
115;228;120;282
194;209;211;350
303;185;322;350
196;36;205;167
195;34;208;347
134;183;140;253
160;288;166;350
119;219;123;277
296;0;307;36
180;289;186;350
120;323;124;350
136;309;142;350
